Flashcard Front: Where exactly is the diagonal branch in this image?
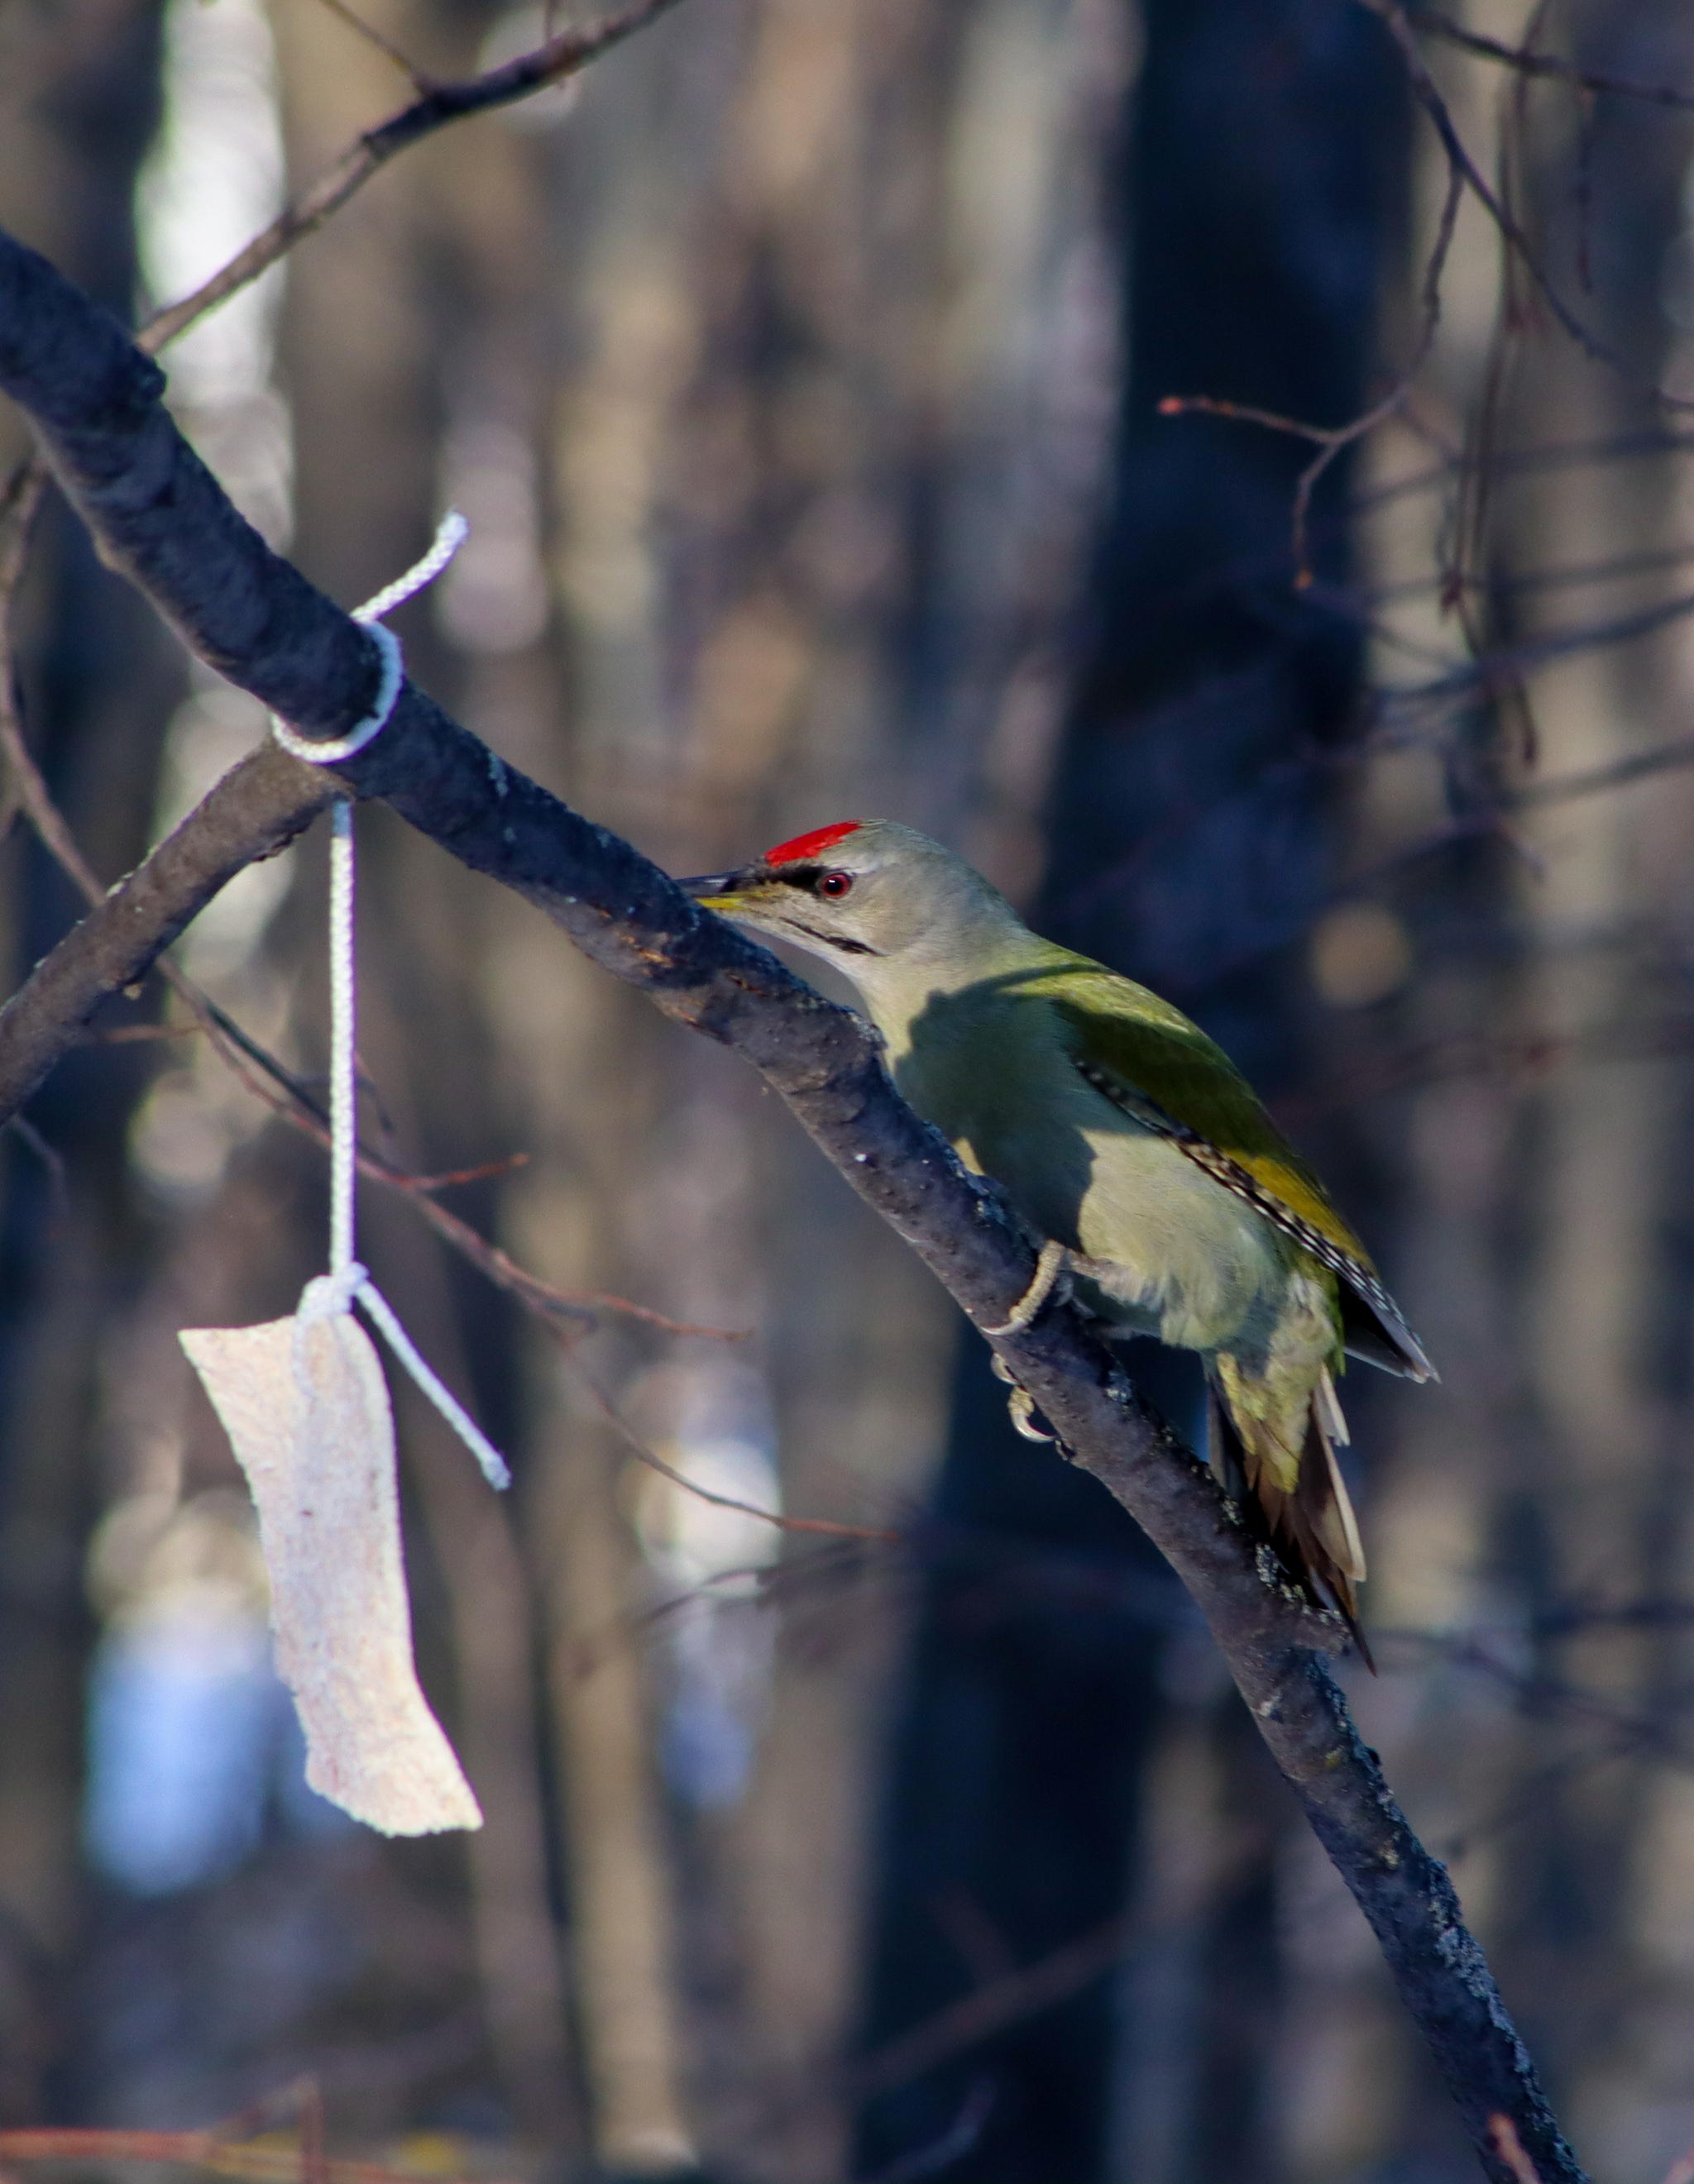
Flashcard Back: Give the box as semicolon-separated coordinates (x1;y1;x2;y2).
1356;0;1694;416
136;0;685;357
1404;7;1694;113
1157;160;1464;585
0;226;1586;2184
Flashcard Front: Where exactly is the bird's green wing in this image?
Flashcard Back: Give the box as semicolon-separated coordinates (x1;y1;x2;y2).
1035;961;1433;1380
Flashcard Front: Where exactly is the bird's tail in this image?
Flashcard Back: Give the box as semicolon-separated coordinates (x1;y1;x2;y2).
1206;1365;1372;1669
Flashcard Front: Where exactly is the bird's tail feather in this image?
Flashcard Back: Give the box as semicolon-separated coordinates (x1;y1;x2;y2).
1206;1368;1373;1670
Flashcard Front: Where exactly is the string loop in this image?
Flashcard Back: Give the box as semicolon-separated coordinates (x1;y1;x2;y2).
271;509;467;767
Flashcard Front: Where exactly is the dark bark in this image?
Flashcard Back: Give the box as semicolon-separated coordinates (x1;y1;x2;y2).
0;224;1585;2184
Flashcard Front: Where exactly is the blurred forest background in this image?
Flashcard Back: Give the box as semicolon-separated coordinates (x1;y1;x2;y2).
5;0;1694;2178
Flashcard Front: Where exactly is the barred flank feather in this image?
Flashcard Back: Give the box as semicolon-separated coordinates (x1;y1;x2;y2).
1069;1044;1432;1385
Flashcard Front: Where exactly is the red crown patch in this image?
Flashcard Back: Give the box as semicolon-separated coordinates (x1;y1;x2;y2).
763;820;864;866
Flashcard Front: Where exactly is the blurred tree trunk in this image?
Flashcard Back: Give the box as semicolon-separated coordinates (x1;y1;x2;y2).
1465;19;1694;2168
0;0;175;2121
1336;15;1694;2182
854;4;1407;2179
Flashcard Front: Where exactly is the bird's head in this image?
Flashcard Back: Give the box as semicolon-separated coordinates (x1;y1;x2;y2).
682;819;1020;990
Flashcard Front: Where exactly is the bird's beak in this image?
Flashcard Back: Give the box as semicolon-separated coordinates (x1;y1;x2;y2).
680;864;769;915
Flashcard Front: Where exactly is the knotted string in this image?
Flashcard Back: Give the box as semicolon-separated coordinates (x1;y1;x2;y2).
274;512;510;1491
270;511;466;767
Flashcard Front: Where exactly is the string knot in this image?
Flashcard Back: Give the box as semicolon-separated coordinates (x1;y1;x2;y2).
299;1264;369;1322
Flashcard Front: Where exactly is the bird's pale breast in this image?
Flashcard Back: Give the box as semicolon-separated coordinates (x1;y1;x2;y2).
889;986;1297;1358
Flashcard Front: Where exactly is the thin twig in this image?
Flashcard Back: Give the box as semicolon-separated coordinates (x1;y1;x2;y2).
1404;7;1694;113
1351;538;1694;607
1574;86;1596;295
1157;163;1464;585
564;1541;894;1682
188;998;741;1338
1170;0;1694;587
136;0;685;358
306;0;433;93
4;1116;66;1232
77;1020;201;1044
1376;581;1694;729
400;1149;529;1191
1275;1013;1694;1126
1356;0;1694;413
577;1364;902;1546
842;1835;1257;2100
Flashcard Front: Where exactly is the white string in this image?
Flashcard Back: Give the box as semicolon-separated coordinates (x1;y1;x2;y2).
270;510;467;767
270;626;404;767
328;800;357;1274
271;513;509;1492
356;1286;510;1489
299;1264;367;1323
353;510;469;624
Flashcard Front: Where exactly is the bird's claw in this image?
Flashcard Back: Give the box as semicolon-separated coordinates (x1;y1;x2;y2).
1007;1383;1055;1443
983;1238;1069;1336
990;1350;1055;1439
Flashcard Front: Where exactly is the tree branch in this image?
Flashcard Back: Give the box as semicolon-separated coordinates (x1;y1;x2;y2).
136;0;687;356
0;227;1586;2184
1356;0;1694;417
1404;7;1694;114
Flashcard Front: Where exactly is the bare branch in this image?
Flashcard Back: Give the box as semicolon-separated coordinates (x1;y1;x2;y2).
304;0;433;96
136;0;685;357
1276;1012;1694;1128
577;1367;902;1546
1355;0;1694;414
1158;161;1464;585
842;1838;1256;2101
190;996;735;1338
1404;7;1694;113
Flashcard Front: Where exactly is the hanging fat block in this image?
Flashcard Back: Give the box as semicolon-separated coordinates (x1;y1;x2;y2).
180;1312;482;1836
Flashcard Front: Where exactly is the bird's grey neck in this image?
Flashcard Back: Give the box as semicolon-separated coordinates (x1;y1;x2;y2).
850;904;1046;1056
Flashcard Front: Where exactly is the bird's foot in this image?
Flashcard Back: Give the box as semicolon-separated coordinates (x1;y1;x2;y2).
984;1238;1069;1336
988;1355;1055;1441
1007;1384;1055;1441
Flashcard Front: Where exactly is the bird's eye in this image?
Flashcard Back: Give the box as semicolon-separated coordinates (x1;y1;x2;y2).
819;870;854;900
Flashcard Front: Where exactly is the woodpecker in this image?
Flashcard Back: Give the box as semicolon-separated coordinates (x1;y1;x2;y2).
682;819;1433;1652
